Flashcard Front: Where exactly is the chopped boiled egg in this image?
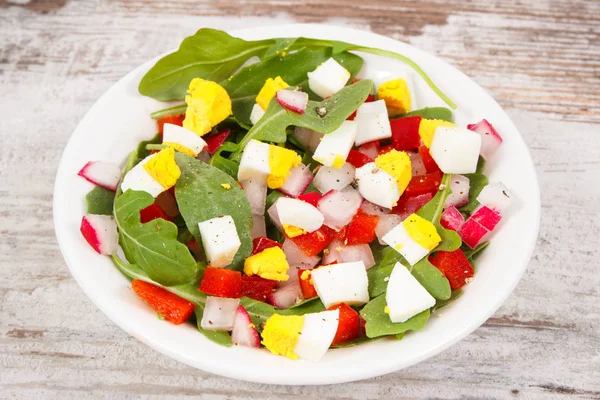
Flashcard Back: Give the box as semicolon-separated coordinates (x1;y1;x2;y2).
244;246;290;281
355;162;400;209
310;261;369;308
354;100;392;146
261;310;339;361
249;103;266;125
382;213;441;265
276;197;324;235
198;215;241;268
267;145;302;189
377;78;411;115
418;119;455;148
256;76;288;110
374;149;412;195
430;127;482;174
312;120;357;168
238;140;270;181
162;123;207;157
385;262;435;323
121;147;180;197
183;78;232;136
307;58;351;98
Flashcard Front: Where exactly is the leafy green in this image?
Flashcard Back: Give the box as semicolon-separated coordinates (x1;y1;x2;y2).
236;79;372;150
404;107;454;122
194;306;233;347
114;190;200;286
208;141;240;178
85;186;115;215
475;156;486;174
463;241;489;260
367;247;400;298
432;289;464;312
411;258;451;300
174;153;253;270
150;104;186;120
139;29;274;100
263;38;298;59
331;336;381;348
359;295;430;338
239;297;325;332
265;190;284;211
459;173;488;214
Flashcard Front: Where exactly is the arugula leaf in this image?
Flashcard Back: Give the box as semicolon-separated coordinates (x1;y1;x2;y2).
367;247;400;298
139;29;275;100
85;186;115;215
411;258;451;300
403;107;453;122
459;172;488;214
432;289;464;312
359;295;430;338
236;79;372;150
194;306;233;347
239;296;325;332
174;153;253;270
463;241;489;260
263;38;298;59
114;190;200;286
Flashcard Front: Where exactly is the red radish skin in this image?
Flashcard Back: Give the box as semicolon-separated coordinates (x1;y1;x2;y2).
297;192;323;207
440;206;465;231
78;161;122;191
80;215;118;255
470;205;502;231
279;164;313;197
458;218;489;249
276;90;309;113
467;119;503;160
444;174;470;209
231;305;261;347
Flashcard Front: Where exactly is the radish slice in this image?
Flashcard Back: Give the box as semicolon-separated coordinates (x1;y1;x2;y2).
470;205;502;231
241;177;267;214
78;161;121;191
251;214;266;238
200;296;240;331
268;284;302;309
361;200;391;216
322;240;343;265
408;152;427;176
231;305;260;348
375;214;402;244
358;142;379;159
280;164;313;198
440;206;465;231
293;127;323;153
317;187;363;231
467;119;503;160
323;240;375;269
276;90;309;114
283;239;321;269
476;182;513;213
313;163;356;193
80;215;118;255
444;174;470;209
458;218;488;249
267;202;283;232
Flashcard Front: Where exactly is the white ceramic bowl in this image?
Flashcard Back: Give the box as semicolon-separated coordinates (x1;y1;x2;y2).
53;24;540;385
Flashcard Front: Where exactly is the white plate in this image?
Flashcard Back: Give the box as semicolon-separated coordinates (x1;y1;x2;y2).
53;24;540;385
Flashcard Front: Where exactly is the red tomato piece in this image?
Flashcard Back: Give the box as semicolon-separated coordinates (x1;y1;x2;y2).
429;249;475;290
204;129;231;154
240;275;277;302
347;94;375;121
328;303;361;346
391;193;434;217
251;236;282;256
345;210;379;245
404;171;443;197
290;226;333;257
297;269;318;299
346;149;373;168
390;116;422;151
199;267;242;298
132;280;194;325
139;202;173;223
297;191;323;207
157;114;185;135
418;145;441;173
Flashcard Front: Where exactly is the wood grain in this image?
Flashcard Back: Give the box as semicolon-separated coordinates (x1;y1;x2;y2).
1;0;599;399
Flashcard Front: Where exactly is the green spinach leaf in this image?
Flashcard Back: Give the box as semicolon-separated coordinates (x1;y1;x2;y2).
432;289;464;312
194;306;233;347
174;153;253;270
411;258;451;300
463;241;489;260
459;173;488;214
239;296;325;332
263;38;298;59
359;295;430;338
404;107;454;122
85;186;115;215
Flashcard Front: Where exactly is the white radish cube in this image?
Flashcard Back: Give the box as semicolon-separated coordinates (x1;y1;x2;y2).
382;222;428;266
280;164;314;198
317;187;363;231
313;163;355;193
293;127;323;153
429;127;482;174
241;177;267;215
80;214;118;255
276;197;324;233
282;239;321;269
444;174;470;209
408;152;427;176
237;140;270;181
250;103;265;125
307;58;351;98
354;100;392;146
294;310;340;362
338;243;376;269
355;162;400;209
200;296;240;331
476;182;514;213
78;161;122;191
467;119;503;160
361;200;392;216
120;155;165;198
276;89;309;113
251;214;266;238
311;261;369;308
312;120;357;168
162;123;207;156
375;214;403;245
198;216;241;268
385;262;435;323
268;284;301;309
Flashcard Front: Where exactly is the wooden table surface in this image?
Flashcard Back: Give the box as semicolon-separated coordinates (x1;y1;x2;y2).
1;0;599;398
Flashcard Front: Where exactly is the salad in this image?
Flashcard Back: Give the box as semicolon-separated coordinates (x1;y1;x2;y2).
78;28;514;362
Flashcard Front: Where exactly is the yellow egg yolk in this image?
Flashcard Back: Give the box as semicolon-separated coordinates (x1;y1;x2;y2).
162;142;197;157
403;213;441;251
267;145;302;189
283;224;307;238
378;78;411;116
183;78;232;136
418;119;456;148
256;76;289;111
143;147;181;189
261;314;304;360
332;154;346;169
374;149;412;195
244;246;290;281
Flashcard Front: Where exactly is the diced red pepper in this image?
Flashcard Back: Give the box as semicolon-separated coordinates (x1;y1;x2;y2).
132;279;194;325
297;269;318;299
251;236;282;256
204;129;231;154
199;267;242;298
157;114;185;135
378;145;394;155
240;275;277;302
328;303;361;346
297;192;323;207
322;225;347;242
345;210;379;245
418;145;441;173
346;149;373;168
404;171;443;197
391;193;434;217
290;226;333;257
390;116;421;151
139;202;173;223
429;249;475;290
359;315;367;336
347;95;375;121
